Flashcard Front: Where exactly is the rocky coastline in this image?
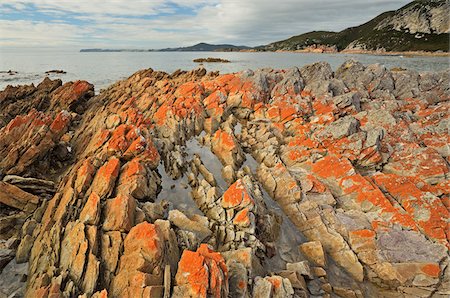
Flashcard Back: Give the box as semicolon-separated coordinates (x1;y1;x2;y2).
0;60;449;298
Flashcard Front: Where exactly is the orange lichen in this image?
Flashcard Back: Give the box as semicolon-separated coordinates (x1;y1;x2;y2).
266;276;281;289
372;173;450;247
222;179;253;209
107;124;132;154
176;244;228;298
421;264;440;277
50;111;70;133
311;155;354;179
94;129;111;148
124;136;146;158
125;222;161;255
99;157;120;180
233;208;251;227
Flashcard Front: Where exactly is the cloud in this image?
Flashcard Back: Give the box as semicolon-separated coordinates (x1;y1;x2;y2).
0;0;411;48
0;19;87;46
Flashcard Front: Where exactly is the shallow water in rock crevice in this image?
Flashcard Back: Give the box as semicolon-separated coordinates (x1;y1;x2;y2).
242;153;258;174
184;137;228;191
243;159;307;272
156;163;202;216
261;188;307;269
155;134;228;216
0;259;27;297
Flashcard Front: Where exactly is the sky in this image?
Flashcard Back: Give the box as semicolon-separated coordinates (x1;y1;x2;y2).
0;0;411;49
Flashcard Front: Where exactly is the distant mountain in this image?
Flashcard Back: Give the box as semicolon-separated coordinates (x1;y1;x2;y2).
259;0;449;52
158;43;251;52
80;49;152;52
80;43;250;53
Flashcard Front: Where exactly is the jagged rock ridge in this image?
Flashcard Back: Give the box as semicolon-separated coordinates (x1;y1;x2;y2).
0;60;449;298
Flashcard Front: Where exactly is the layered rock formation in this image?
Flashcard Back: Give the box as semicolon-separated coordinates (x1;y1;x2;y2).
0;60;449;298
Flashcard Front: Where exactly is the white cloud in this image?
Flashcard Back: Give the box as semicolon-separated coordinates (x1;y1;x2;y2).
1;0;214;17
0;20;87;46
0;0;412;48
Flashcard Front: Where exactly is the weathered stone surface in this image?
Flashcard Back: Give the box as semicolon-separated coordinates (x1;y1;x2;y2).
0;182;40;213
299;241;326;267
111;221;165;297
0;61;447;298
0;110;72;176
168;210;212;242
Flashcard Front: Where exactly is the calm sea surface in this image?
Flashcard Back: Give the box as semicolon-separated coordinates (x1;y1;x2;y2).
1;48;449;91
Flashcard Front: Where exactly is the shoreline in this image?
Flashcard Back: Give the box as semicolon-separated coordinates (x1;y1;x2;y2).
252;49;450;57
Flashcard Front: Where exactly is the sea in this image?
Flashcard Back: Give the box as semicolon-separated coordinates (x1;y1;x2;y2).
1;48;449;92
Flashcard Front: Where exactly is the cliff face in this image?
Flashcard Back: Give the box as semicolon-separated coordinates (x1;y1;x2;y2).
375;0;449;34
262;0;450;52
0;61;449;298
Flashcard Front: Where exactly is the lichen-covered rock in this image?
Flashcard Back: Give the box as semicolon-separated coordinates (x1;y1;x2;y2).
0;61;448;298
174;244;228;298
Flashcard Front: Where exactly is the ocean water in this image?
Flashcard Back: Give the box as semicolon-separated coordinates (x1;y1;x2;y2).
1;48;449;91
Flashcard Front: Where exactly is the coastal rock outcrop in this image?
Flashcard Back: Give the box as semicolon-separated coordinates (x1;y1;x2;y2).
0;61;448;297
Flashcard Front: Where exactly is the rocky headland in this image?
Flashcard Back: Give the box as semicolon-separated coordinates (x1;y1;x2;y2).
260;0;449;53
0;60;449;298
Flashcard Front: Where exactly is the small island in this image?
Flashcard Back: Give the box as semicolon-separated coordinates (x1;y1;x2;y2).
193;57;230;63
45;70;67;74
0;70;18;75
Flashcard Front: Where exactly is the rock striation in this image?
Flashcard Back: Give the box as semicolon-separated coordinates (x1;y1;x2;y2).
0;60;449;297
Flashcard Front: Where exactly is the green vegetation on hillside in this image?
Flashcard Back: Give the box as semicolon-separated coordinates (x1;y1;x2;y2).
260;0;449;52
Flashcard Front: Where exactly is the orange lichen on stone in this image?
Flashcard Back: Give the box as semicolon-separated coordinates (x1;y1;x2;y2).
173;94;203;118
310;155;419;232
75;159;96;194
386;146;448;183
215;129;235;149
124;222;162;259
350;229;376;238
99;157;120;180
153;103;171;126
140;137;160;169
107;124;133;154
233;208;251;227
266;276;282;289
79;192;100;225
349;229;377;252
91;157;121;198
222;179;253;209
5;113;33;132
176;244;228;298
177;250;208;297
103;194;136;232
311;155;354;179
341;174;418;231
372;173;450;247
421;264;441;278
301;90;312;97
305;174;327;193
72;80;90;94
324;136;362;161
278;102;298;122
312;100;335;124
94;129;111;148
49;111;70;134
123;136;146;159
122;158;145;178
